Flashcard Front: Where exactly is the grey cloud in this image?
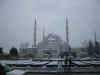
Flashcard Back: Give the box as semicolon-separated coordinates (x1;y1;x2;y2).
0;0;100;52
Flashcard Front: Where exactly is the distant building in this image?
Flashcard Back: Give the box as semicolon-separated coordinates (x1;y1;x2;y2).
19;47;39;58
38;33;64;58
19;48;32;58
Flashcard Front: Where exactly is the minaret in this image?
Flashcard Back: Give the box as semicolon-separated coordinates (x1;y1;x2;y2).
94;32;100;56
42;27;45;41
33;17;37;48
66;16;70;52
94;32;97;42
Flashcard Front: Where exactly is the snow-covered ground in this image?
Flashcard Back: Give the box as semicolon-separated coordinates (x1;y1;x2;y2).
82;61;100;65
0;58;100;66
0;59;32;64
0;59;49;65
2;59;100;74
7;70;26;75
72;61;87;65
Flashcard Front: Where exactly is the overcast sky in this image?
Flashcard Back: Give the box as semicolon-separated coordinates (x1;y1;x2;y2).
0;0;100;52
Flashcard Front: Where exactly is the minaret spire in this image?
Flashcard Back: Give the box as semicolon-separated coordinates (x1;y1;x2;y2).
66;16;70;52
42;27;45;41
94;32;97;42
66;16;69;44
33;16;37;48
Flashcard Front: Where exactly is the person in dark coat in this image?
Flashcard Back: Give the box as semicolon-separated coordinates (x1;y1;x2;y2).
68;56;72;70
64;56;68;72
64;56;68;66
0;63;6;75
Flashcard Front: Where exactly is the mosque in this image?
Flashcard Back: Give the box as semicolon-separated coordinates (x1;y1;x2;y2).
20;17;70;59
